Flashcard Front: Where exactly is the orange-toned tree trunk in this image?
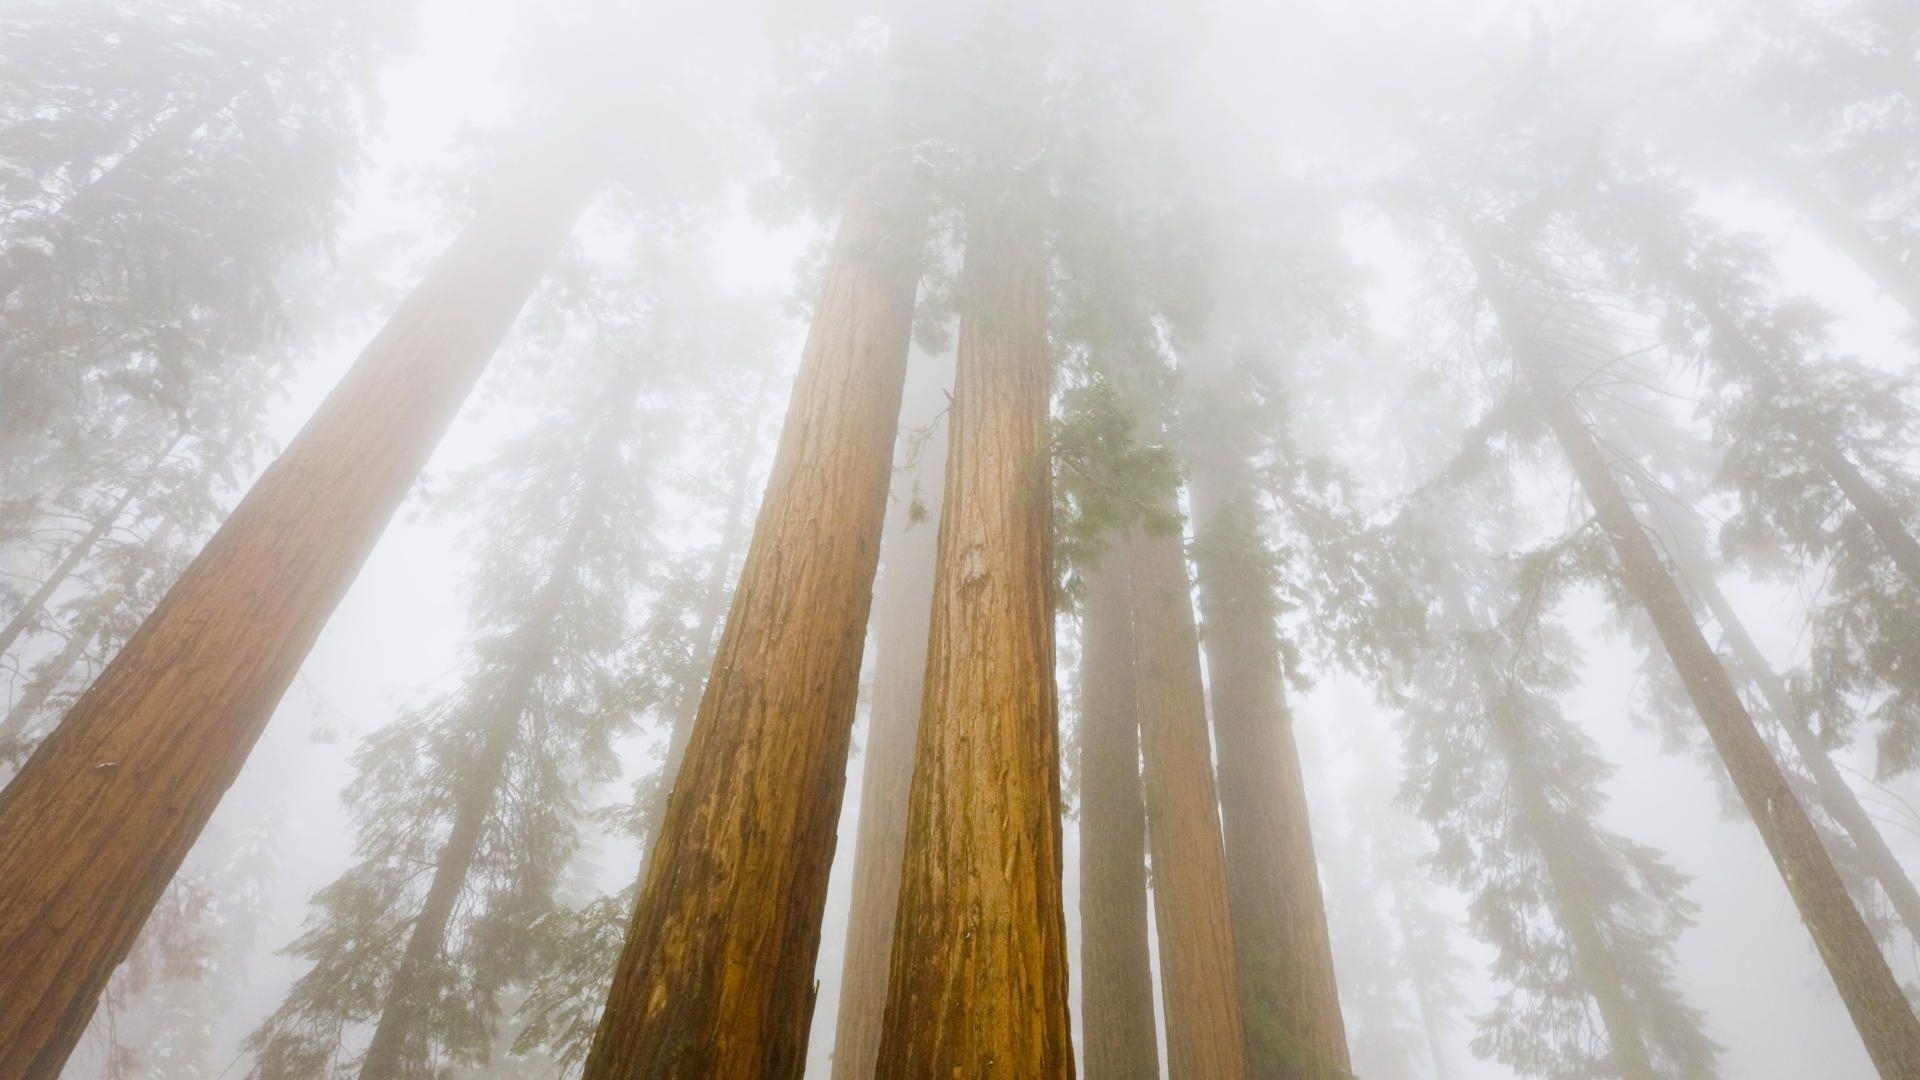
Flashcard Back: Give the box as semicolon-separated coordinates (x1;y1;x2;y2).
582;168;922;1078
830;362;946;1080
1189;471;1350;1079
875;202;1074;1077
1128;497;1254;1080
1458;217;1920;1077
0;155;592;1080
1075;543;1160;1079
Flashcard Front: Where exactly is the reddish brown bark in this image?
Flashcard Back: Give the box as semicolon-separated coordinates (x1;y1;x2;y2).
1458;218;1920;1077
0;155;592;1079
583;169;922;1078
830;367;946;1080
1188;475;1349;1079
876;204;1073;1077
1075;543;1161;1080
1129;496;1252;1079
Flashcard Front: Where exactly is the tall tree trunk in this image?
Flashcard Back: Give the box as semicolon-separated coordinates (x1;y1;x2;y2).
1457;220;1920;1076
359;357;636;1078
0;429;183;662
1189;469;1349;1078
875;200;1073;1077
0;516;178;760
1816;446;1920;587
1074;543;1161;1080
1672;546;1920;941
1129;487;1253;1079
830;367;947;1080
583;167;922;1078
0;154;591;1080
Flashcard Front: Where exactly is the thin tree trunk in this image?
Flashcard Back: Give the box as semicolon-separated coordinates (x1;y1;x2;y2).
0;430;182;663
830;363;947;1080
1764;157;1920;326
1457;220;1920;1076
628;373;769;869
358;357;636;1078
1189;469;1350;1079
0;153;591;1080
1436;566;1658;1078
0;517;178;759
1675;548;1920;941
1075;543;1161;1080
1384;881;1453;1080
1129;491;1253;1079
876;200;1073;1077
1816;447;1920;587
584;167;922;1078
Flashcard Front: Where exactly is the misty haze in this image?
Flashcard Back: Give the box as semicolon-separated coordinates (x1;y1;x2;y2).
3;0;1920;1077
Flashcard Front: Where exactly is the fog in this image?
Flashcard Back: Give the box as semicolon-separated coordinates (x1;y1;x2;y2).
2;0;1918;1077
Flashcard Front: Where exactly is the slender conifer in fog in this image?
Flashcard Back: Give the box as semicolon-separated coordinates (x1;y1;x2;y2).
876;181;1074;1077
1074;543;1161;1079
829;359;948;1080
583;162;922;1076
0;149;593;1078
1452;208;1920;1076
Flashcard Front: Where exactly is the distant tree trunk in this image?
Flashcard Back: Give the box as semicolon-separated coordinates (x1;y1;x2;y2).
875;201;1073;1077
1647;260;1920;588
0;430;183;662
830;367;947;1080
358;357;636;1079
1435;565;1657;1079
1384;881;1453;1080
583;166;922;1078
1128;484;1253;1079
1458;220;1920;1077
0;153;592;1080
628;373;769;870
1075;544;1160;1080
1189;468;1350;1079
1673;548;1920;942
0;516;178;760
1764;157;1920;326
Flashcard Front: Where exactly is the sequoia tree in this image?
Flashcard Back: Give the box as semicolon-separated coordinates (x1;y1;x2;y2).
0;148;593;1079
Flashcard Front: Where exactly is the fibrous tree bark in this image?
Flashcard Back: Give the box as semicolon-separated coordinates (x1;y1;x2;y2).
1075;543;1160;1080
1189;461;1350;1079
583;167;922;1078
1458;217;1920;1077
1128;477;1252;1079
0;151;592;1080
876;200;1074;1077
830;363;947;1080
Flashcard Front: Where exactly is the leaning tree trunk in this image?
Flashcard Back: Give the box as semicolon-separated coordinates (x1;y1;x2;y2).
1815;446;1920;587
1672;545;1920;942
358;357;635;1079
1189;468;1350;1079
876;200;1074;1077
0;152;592;1080
0;429;183;662
1764;157;1920;327
583;167;922;1079
1075;543;1161;1080
0;516;179;761
830;367;947;1080
1128;483;1253;1079
1459;222;1920;1076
